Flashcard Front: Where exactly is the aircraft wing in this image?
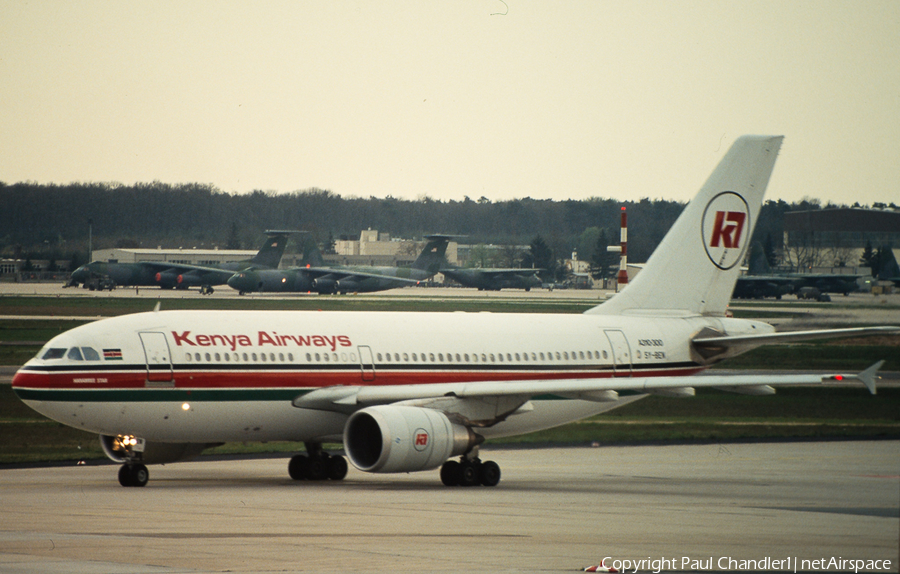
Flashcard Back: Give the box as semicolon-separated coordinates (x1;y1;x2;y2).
293;361;884;419
472;268;541;276
304;267;421;284
134;261;238;281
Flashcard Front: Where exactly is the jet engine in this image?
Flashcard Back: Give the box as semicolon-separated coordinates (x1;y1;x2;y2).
311;277;337;293
334;279;360;293
100;434;216;465
343;406;481;473
154;271;179;289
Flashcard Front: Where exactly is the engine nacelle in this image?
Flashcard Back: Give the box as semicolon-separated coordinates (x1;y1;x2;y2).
343;406;481;474
154;271;179;289
312;277;336;293
334;279;360;292
100;434;215;465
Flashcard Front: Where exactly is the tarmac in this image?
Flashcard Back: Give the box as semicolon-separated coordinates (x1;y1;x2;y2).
1;441;898;573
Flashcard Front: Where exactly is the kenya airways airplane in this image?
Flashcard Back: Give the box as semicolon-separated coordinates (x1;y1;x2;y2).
13;136;898;488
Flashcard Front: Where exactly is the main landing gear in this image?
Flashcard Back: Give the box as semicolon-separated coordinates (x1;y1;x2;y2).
440;454;501;487
288;442;348;481
118;463;150;487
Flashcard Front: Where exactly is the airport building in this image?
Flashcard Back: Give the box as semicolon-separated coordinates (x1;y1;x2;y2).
90;247;261;266
782;208;900;272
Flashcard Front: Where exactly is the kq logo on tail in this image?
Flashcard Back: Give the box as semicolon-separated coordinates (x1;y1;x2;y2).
702;191;750;270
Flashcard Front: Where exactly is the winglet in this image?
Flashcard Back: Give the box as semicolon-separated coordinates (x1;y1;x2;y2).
831;360;883;395
153;301;161;313
857;360;884;395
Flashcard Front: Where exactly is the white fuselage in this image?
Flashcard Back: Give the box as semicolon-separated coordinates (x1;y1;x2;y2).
12;309;766;443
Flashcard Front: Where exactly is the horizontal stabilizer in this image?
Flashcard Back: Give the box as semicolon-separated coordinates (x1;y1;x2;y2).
693;326;900;349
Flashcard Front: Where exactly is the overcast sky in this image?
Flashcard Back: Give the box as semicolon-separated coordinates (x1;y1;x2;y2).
2;1;897;205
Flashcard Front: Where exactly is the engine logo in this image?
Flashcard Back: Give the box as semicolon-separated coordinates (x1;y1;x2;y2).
414;429;429;451
701;191;750;270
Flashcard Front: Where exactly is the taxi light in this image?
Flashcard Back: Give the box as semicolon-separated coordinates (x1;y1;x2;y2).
182;403;191;411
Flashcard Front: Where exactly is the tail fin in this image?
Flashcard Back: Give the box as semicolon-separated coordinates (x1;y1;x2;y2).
249;231;291;269
877;246;899;280
747;241;771;275
588;135;783;317
412;235;452;274
297;235;326;267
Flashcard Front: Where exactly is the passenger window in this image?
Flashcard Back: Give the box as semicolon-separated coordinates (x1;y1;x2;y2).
67;347;84;361
81;347;100;361
429;353;435;362
306;353;312;362
377;353;383;362
215;353;221;362
41;348;66;360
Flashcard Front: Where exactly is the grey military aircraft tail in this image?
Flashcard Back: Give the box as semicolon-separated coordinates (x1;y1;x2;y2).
227;234;452;295
67;231;292;295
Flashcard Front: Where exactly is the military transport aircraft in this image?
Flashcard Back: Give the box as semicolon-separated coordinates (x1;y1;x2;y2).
734;242;862;299
66;231;291;295
226;235;451;295
441;267;542;291
13;136;899;488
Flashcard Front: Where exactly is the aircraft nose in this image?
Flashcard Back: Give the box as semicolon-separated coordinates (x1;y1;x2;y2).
227;273;255;291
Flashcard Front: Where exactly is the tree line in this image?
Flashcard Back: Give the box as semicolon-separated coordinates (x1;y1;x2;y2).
0;180;860;277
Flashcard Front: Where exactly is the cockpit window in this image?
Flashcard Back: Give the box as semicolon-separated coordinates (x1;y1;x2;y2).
41;348;66;360
67;347;84;361
81;347;100;361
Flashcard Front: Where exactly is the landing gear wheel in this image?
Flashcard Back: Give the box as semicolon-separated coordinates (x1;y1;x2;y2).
288;454;309;480
288;451;347;481
479;460;501;487
459;460;480;487
306;455;329;480
440;460;461;486
118;463;149;487
326;455;348;480
440;458;502;487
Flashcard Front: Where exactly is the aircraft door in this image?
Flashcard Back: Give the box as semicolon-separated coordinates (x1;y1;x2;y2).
604;330;632;376
358;345;376;382
139;332;173;386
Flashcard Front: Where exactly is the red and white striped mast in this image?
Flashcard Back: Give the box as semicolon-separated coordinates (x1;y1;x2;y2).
616;206;628;287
